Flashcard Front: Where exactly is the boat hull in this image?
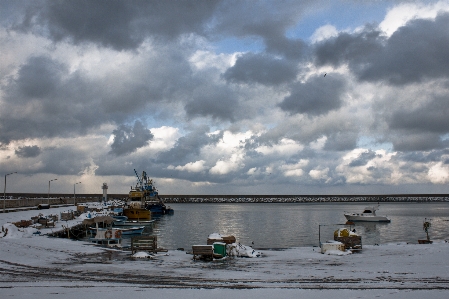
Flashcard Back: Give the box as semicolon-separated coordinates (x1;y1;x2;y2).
91;227;144;236
113;220;154;227
116;226;145;235
123;208;151;220
344;214;391;222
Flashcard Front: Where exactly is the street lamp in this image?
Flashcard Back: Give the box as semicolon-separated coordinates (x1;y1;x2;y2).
73;182;81;206
3;172;17;213
48;179;57;205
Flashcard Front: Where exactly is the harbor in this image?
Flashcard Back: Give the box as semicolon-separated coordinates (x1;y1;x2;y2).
4;165;449;297
3;1;449;297
1;204;449;298
1;177;449;297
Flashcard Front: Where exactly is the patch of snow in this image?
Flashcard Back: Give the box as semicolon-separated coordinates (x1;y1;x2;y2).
132;251;152;258
324;249;352;256
227;243;262;258
1;223;38;238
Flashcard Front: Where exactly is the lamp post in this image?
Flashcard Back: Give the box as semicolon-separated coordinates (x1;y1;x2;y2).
73;182;81;206
3;172;17;213
48;179;57;205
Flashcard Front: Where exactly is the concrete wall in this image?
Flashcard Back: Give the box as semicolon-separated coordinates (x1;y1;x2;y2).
1;197;96;209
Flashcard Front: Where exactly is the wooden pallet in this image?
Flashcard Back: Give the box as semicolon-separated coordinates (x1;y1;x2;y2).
192;245;214;260
131;236;157;254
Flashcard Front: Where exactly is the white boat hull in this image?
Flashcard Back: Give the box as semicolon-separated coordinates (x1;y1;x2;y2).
344;213;390;222
113;220;154;227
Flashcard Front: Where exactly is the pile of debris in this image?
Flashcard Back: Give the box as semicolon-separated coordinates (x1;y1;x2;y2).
192;233;262;260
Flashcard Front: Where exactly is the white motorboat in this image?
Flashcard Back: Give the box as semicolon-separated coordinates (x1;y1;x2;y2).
344;206;391;222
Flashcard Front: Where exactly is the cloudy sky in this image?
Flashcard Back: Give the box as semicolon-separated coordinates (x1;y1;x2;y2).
2;0;449;195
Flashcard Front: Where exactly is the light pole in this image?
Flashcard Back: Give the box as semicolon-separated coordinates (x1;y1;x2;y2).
3;172;17;213
48;179;57;205
73;182;81;206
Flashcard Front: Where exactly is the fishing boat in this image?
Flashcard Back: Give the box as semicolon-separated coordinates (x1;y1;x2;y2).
89;227;122;246
344;206;391;222
90;226;145;236
123;169;173;219
115;226;145;235
112;215;128;222
113;219;154;227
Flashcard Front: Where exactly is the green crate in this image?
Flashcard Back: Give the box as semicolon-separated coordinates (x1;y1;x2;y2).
213;242;226;257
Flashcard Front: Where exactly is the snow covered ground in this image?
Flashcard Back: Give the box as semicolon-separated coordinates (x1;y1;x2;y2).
1;207;449;298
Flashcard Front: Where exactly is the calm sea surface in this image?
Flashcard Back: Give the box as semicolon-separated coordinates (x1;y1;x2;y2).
146;202;449;250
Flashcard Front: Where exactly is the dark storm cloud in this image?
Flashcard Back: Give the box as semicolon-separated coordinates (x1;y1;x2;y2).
314;13;449;85
348;150;378;167
212;0;315;58
223;53;298;86
12;145;91;175
324;132;358;151
15;56;64;99
278;74;346;116
265;35;307;60
41;147;90;175
391;132;443;152
0;55;106;143
365;165;392;181
14;0;220;51
314;25;384;72
363;13;449;84
184;90;238;121
385;93;449;151
15;145;41;158
389;95;449;133
157;125;218;164
0;49;196;144
109;121;153;156
395;149;449;164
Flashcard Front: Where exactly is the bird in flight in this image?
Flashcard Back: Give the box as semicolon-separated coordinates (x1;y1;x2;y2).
324;73;327;77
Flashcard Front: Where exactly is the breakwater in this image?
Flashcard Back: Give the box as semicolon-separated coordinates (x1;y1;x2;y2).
160;195;449;203
0;197;95;210
2;194;449;208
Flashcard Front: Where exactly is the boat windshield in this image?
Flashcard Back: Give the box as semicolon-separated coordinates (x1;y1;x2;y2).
362;210;372;213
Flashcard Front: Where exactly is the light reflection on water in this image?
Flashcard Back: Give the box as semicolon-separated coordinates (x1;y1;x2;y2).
150;202;449;250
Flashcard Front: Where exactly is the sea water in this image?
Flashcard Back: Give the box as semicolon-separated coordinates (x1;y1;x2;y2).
149;202;449;250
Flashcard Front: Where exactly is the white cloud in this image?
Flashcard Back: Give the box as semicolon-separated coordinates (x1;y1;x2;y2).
428;162;449;184
247;167;257;175
189;50;234;72
218;130;253;151
209;153;245;175
336;149;401;184
256;138;304;156
168;160;206;173
309;136;327;150
148;126;180;151
281;160;308;177
310;24;339;43
309;167;330;181
380;1;449;36
284;168;304;177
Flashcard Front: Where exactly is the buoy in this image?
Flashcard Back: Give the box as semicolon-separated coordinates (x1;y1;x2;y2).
105;230;112;239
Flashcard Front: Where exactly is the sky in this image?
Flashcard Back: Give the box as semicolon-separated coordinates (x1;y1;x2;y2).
2;0;449;195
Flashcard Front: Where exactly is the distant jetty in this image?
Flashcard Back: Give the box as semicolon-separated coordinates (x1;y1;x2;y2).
2;194;449;206
160;194;449;203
